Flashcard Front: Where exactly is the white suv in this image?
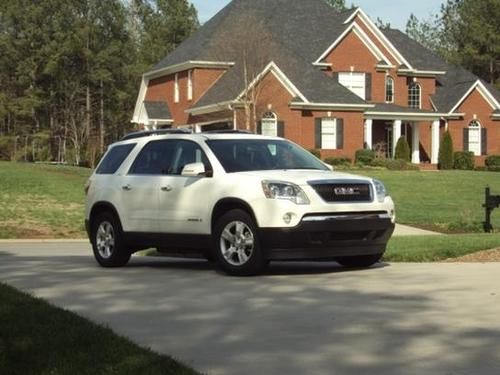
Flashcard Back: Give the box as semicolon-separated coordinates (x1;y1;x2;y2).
85;130;395;276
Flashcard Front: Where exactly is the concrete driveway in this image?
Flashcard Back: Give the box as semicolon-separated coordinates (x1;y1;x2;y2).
0;241;499;375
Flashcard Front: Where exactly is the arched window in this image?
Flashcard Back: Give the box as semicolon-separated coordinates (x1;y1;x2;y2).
385;76;394;103
260;111;277;137
468;120;481;156
408;82;421;109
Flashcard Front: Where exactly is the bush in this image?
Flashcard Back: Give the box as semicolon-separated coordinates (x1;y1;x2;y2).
355;149;375;164
385;159;420;171
324;156;352;167
485;155;500;171
309;149;321;159
0;136;15;161
394;137;411;162
453;151;474;170
438;131;454;170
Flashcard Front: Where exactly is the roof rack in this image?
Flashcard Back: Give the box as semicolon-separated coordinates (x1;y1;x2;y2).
121;128;192;141
201;130;254;134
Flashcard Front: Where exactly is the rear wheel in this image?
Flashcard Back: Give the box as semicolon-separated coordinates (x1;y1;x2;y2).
336;253;383;268
214;209;266;276
91;212;131;267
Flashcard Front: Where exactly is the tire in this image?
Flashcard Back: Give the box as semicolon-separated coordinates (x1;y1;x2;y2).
213;209;266;276
336;253;383;268
91;212;131;267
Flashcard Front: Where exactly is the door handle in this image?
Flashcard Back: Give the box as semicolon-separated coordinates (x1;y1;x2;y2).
161;185;173;192
122;184;132;191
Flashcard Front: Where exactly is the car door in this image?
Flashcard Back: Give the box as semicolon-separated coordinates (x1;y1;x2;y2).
156;140;216;235
119;139;176;232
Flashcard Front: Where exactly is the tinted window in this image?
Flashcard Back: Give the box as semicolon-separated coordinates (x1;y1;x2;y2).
129;140;211;176
207;139;328;173
96;144;136;175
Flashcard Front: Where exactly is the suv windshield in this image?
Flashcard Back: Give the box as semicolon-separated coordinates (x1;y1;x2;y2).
207;139;328;173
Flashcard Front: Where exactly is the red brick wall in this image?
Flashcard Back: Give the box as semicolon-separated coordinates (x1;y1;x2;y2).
447;88;499;164
145;68;226;125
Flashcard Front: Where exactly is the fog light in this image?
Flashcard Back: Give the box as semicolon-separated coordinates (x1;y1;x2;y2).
283;213;293;224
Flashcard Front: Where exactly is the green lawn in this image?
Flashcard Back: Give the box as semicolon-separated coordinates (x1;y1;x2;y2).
0;162;90;238
0;282;200;375
386;233;500;262
354;170;500;233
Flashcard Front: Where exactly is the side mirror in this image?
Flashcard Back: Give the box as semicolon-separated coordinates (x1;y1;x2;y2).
181;162;206;177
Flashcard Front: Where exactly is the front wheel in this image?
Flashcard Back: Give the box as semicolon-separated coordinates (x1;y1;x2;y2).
336;253;383;268
213;209;266;276
91;212;131;267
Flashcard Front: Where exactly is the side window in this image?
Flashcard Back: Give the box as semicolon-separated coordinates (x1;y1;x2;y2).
169;140;211;175
96;144;136;175
129;140;176;175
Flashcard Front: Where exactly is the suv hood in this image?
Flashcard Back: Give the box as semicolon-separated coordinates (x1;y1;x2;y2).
234;170;373;186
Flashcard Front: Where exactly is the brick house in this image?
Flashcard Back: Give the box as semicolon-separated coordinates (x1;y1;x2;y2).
132;0;500;166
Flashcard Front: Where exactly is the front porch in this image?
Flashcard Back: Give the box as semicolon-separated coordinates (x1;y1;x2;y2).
364;104;444;165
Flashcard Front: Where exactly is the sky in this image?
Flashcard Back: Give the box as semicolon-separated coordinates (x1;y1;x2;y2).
189;0;444;31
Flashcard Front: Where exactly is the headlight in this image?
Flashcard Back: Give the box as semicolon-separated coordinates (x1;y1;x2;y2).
261;180;310;205
373;179;387;202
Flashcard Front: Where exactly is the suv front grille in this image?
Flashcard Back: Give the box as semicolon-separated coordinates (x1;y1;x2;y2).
309;182;372;203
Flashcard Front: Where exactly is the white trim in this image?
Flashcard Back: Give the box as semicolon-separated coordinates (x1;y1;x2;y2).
290;102;374;111
492;113;500;119
185;101;239;116
365;111;445;121
385;76;394;103
448;80;500;114
187;70;193;101
314;22;391;65
132;77;149;124
237;61;308;103
174;73;180;103
343;8;413;69
312;62;333;68
397;69;446;77
144;60;235;80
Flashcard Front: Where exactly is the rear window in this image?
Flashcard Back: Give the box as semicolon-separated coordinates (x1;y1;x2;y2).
96;144;136;174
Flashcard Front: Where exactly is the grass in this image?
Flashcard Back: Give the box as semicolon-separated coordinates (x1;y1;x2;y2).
385;233;500;262
0;282;200;375
353;170;500;233
0;161;90;238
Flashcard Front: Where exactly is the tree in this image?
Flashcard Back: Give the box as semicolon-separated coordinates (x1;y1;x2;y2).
394;137;411;162
323;0;349;12
438;131;454;170
406;1;500;88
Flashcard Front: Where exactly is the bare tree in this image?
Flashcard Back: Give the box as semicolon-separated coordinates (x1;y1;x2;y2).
209;14;274;131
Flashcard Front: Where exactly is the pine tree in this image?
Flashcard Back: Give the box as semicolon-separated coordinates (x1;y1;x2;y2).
394;137;411;162
438;131;454;170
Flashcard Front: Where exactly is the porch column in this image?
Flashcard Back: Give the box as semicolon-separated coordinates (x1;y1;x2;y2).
364;119;373;149
431;120;440;164
411;122;421;164
392;120;402;158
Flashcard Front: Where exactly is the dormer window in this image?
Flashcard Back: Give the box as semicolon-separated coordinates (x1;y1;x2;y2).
408;82;421;109
385;76;394;103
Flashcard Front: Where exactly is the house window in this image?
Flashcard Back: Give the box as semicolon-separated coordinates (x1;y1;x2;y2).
174;73;180;103
261;112;277;137
338;72;366;100
408;82;421;109
468;120;481;156
385;76;394;103
321;118;338;149
187;70;193;101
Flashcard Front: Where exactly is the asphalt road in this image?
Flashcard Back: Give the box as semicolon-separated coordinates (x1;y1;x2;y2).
1;241;499;375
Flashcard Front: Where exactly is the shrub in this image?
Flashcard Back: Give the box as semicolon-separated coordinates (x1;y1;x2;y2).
309;149;321;159
355;149;375;164
368;158;387;168
438;131;454;170
324;156;352;167
385;159;420;171
485;155;500;171
394;137;411;162
0;136;15;161
453;151;474;170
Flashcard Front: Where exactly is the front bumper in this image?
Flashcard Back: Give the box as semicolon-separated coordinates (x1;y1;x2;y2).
259;212;395;260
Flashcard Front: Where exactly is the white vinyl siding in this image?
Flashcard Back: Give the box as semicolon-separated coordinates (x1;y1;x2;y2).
338;72;366;100
321;118;337;149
